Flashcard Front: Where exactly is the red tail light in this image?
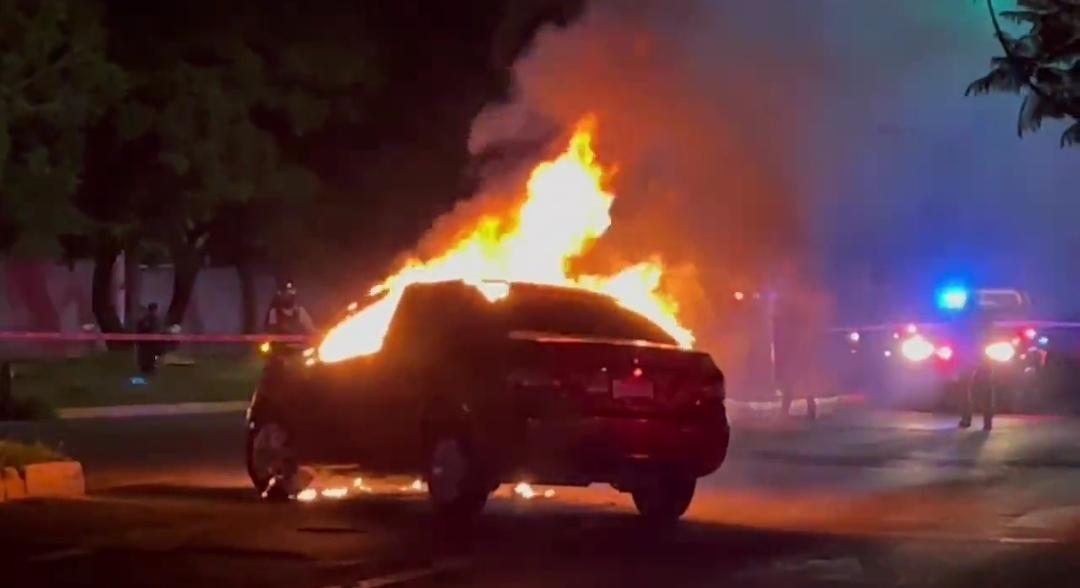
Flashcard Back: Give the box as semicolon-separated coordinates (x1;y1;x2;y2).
701;377;725;400
935;346;954;361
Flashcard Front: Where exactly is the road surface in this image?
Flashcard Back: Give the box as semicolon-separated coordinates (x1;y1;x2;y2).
2;410;1079;587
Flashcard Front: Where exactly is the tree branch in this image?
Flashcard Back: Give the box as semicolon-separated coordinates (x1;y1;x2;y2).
987;0;1080;121
9;47;80;96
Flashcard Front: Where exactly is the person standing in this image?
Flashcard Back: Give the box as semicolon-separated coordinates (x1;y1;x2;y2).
265;280;315;336
773;289;828;420
956;308;997;430
135;303;162;374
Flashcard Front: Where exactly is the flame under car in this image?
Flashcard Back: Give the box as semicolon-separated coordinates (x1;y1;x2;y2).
247;280;729;521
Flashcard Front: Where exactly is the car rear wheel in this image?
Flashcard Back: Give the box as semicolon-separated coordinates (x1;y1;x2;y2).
247;419;301;501
426;435;489;518
631;475;696;523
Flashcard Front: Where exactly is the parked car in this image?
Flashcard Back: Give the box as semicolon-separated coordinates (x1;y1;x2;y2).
246;280;729;521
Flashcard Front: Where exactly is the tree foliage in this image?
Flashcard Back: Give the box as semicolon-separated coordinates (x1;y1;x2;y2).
2;0;585;330
967;0;1080;147
78;0;381;325
0;0;125;254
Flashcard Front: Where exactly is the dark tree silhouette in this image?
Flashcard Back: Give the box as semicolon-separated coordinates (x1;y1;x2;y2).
968;0;1080;147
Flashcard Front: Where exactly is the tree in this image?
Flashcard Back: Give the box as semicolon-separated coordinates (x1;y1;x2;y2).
78;0;377;329
0;0;125;255
967;0;1080;147
244;0;588;297
4;0;591;335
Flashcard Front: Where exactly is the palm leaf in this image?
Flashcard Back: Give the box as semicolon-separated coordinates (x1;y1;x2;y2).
1018;93;1044;135
1000;10;1044;26
1060;121;1080;147
1017;0;1063;11
966;64;1026;95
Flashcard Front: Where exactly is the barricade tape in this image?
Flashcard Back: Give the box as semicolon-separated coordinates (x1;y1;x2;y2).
0;331;311;344
829;320;1080;334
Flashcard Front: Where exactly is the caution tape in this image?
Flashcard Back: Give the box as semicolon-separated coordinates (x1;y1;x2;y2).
830;320;1080;334
0;331;311;344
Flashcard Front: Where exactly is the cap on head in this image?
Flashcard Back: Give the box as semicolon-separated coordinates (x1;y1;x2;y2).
278;278;297;294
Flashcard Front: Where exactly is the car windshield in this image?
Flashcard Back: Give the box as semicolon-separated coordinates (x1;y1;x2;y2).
501;284;676;345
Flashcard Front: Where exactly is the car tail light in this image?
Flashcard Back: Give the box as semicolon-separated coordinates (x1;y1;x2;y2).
509;371;563;391
701;377;725;400
583;371;611;395
900;335;935;362
985;341;1016;363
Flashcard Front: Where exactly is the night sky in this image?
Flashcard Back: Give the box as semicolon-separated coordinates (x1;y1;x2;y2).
475;0;1077;323
633;0;1079;319
797;1;1078;317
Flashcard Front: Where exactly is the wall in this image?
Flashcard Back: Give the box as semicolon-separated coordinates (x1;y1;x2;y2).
1;258;277;335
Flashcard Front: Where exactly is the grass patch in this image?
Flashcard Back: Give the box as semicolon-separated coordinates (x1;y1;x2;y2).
3;395;57;420
9;351;263;409
0;440;66;470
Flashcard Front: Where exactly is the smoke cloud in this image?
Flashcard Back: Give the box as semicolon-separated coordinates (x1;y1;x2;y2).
393;0;1080;397
461;1;837;362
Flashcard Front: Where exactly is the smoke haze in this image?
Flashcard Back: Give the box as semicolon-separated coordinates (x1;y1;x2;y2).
402;0;1080;395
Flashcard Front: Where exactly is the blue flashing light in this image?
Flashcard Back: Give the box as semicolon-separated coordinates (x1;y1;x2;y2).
938;287;969;311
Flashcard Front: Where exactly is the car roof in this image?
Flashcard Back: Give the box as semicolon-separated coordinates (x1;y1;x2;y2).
394;280;676;345
404;280;616;301
973;288;1029;310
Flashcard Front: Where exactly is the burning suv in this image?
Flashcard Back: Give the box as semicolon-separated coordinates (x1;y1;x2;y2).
247;280;729;521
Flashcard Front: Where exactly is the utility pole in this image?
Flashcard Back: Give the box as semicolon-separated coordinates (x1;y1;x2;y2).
765;291;778;400
0;361;12;419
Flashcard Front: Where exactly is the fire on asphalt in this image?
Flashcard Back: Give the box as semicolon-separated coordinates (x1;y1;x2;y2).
2;409;1079;587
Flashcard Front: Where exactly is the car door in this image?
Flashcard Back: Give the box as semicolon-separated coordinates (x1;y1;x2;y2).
313;356;385;465
331;287;431;473
284;360;355;464
359;284;495;474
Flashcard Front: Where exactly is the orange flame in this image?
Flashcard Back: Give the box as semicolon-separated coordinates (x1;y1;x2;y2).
318;117;693;363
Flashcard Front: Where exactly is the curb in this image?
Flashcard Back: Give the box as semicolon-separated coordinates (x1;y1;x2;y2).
50;395;865;421
1008;506;1080;538
726;394;865;421
58;400;249;420
1;461;85;503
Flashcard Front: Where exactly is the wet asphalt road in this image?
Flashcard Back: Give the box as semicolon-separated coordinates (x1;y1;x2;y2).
2;410;1080;587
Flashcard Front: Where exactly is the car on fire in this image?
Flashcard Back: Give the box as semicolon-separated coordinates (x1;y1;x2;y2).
246;280;729;521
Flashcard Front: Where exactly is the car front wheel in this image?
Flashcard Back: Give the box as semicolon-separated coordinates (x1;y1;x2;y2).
246;419;301;501
425;434;489;518
631;475;696;523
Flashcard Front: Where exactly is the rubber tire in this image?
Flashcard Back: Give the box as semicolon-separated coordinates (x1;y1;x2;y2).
425;433;490;519
631;475;696;523
246;419;298;501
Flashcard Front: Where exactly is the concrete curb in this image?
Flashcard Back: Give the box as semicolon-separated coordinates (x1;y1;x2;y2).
1008;506;1080;538
1;461;84;502
54;396;861;421
48;393;862;422
58;400;249;420
727;394;865;421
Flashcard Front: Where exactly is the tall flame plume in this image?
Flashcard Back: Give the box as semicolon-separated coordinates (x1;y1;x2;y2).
318;117;693;363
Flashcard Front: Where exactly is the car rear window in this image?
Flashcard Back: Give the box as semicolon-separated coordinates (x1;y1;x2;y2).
975;290;1026;311
501;284;675;344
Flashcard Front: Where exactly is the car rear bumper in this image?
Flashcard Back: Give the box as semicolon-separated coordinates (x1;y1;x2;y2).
519;410;730;485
